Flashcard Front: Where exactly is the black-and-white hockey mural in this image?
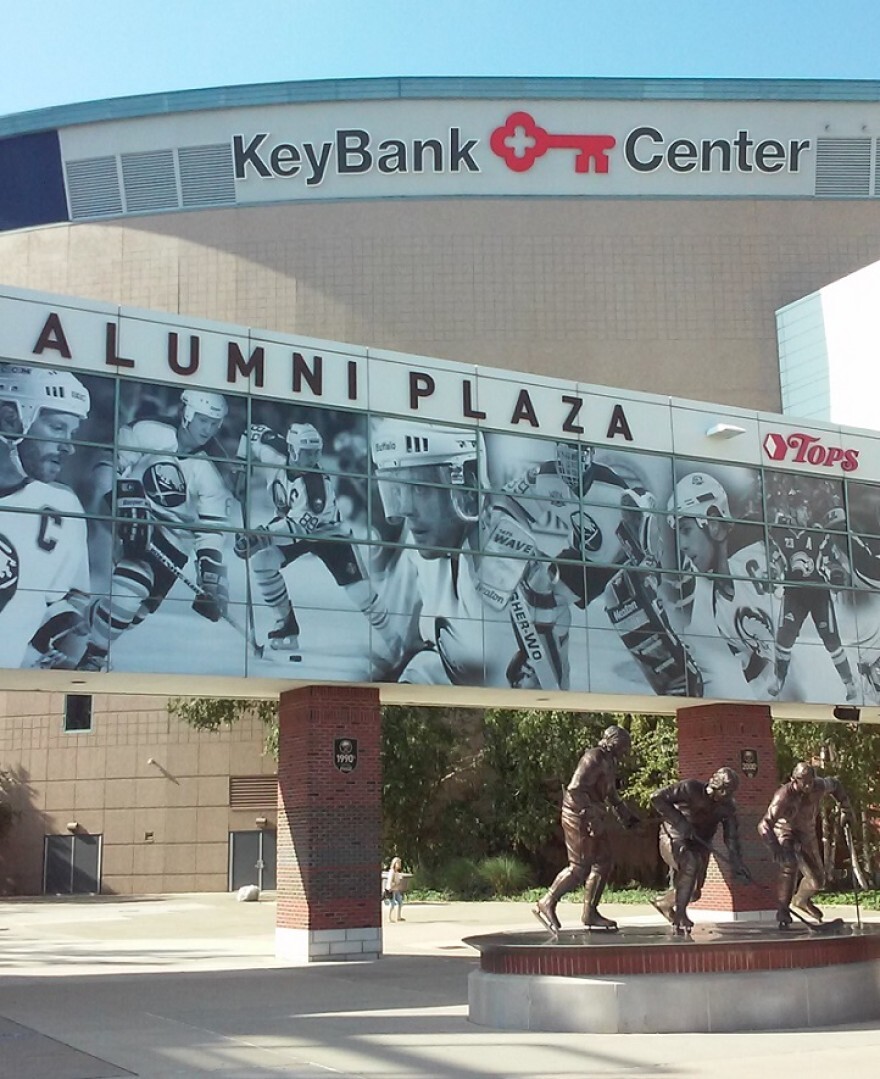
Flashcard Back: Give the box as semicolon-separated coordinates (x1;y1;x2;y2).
6;317;880;709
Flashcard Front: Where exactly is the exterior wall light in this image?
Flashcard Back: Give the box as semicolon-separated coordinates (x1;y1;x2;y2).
706;423;746;439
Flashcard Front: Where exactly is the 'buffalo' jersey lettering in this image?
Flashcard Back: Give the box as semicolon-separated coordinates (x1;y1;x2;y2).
0;479;89;667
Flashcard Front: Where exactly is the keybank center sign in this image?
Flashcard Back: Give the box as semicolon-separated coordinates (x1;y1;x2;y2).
56;97;876;204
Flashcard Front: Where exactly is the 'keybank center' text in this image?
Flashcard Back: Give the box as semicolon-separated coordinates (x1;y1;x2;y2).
233;123;812;185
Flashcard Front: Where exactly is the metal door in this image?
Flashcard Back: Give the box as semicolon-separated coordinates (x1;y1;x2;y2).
229;830;276;891
43;834;102;894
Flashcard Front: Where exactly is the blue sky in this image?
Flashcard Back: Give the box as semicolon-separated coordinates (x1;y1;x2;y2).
3;1;880;117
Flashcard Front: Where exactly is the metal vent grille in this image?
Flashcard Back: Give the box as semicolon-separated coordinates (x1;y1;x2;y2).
229;775;277;809
65;156;123;218
814;137;872;196
874;139;880;196
178;143;237;207
121;149;179;212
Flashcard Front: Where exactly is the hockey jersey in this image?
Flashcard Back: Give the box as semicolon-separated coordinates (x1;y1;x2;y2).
117;420;232;545
0;479;89;668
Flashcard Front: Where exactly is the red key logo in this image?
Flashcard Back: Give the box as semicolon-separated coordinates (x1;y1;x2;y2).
490;111;616;174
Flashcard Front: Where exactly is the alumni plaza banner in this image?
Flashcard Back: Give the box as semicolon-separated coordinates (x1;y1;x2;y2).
2;284;880;711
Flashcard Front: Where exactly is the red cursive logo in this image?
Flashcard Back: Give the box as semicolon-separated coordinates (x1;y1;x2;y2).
762;432;859;472
490;112;616;174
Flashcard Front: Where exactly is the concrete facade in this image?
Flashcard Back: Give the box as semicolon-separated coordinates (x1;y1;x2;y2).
0;692;274;895
2;198;880;411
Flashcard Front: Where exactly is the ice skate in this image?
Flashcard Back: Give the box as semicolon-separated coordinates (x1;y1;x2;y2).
75;645;107;672
268;610;300;653
532;896;561;937
672;911;694;936
650;894;675;926
776;905;794;930
582;910;619;932
791;896;823;921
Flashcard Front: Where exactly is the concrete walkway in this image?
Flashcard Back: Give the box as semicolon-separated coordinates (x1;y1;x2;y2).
0;893;878;1078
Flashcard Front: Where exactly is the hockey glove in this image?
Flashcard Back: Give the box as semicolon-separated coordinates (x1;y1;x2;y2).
604;567;703;697
22;594;90;670
192;549;229;622
233;528;274;559
116;478;152;558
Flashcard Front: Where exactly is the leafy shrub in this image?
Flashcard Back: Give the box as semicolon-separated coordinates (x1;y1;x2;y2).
478;854;533;896
422;856;491;899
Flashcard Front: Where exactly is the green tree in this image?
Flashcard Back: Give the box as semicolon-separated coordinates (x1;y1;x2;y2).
479;709;674;858
168;697;279;753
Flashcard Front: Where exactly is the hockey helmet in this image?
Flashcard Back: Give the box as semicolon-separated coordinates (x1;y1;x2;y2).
370;420;485;523
181;389;228;426
286;422;323;466
667;471;731;529
0;365;90;445
556;442;595;492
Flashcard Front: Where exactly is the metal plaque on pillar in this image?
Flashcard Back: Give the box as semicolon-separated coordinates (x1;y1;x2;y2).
740;748;758;777
334;738;358;773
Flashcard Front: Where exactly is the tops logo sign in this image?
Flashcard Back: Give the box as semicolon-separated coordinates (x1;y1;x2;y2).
763;432;860;472
232;111;812;186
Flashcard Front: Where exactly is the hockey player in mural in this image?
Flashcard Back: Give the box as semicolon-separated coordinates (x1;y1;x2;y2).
766;475;858;702
841;480;880;702
77;388;236;671
665;469;777;699
0;364;93;669
369;420;575;689
489;438;704;696
234;418;401;674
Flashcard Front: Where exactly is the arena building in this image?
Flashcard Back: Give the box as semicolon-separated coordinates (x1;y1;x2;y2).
1;77;880;900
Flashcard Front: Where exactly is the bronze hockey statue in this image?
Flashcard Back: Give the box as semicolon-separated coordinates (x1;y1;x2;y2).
758;762;853;928
534;725;639;936
651;767;751;934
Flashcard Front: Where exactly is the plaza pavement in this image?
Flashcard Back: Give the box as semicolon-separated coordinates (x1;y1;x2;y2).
0;893;879;1078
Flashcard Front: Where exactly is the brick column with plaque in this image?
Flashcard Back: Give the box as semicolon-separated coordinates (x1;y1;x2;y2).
275;684;382;962
676;702;779;921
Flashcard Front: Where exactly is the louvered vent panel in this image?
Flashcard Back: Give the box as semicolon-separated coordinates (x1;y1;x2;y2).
65;157;123;218
229;775;277;809
178;144;237;207
874;139;880;196
121;149;179;212
814;138;872;196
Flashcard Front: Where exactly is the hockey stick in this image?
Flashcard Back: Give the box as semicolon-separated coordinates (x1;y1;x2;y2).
842;821;863;930
693;835;844;934
147;544;265;660
508;583;566;690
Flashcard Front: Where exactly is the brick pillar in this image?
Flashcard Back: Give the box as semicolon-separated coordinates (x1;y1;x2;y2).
676;702;779;922
275;685;382;962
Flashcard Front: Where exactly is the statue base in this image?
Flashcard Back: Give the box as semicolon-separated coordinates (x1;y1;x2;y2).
465;922;880;1033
